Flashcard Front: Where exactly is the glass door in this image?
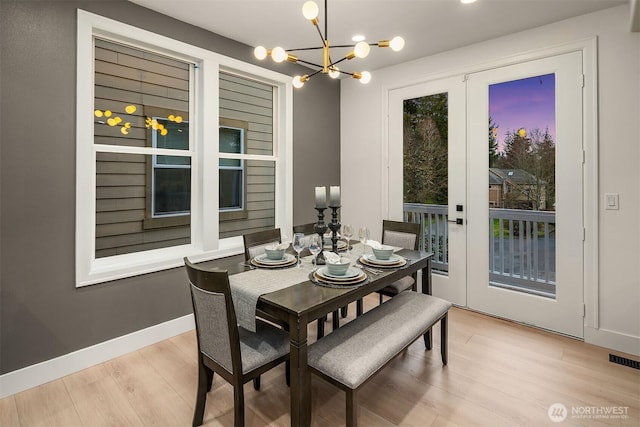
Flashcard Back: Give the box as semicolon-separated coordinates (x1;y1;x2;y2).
388;76;467;305
466;52;584;338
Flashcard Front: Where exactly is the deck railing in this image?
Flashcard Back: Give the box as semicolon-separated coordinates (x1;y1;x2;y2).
403;203;556;297
403;203;449;273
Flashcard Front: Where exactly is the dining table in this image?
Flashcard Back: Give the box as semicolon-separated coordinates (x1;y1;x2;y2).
204;242;433;427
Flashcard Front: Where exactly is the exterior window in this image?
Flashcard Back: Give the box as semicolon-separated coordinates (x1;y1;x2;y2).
152;117;191;217
76;11;292;286
219;126;244;211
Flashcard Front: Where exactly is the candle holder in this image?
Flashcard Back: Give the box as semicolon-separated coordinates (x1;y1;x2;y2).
328;205;341;254
313;207;328;265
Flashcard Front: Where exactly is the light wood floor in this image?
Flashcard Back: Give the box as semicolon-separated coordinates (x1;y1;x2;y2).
2;295;639;426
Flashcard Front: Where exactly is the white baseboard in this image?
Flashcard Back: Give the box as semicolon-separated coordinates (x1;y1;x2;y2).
585;326;640;357
0;314;195;399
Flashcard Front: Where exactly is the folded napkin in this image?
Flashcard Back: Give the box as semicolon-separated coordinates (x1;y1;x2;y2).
267;242;289;250
323;251;342;264
366;239;383;249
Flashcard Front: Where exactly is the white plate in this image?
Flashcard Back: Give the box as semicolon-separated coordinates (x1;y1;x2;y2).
363;253;403;265
254;253;296;265
316;266;361;280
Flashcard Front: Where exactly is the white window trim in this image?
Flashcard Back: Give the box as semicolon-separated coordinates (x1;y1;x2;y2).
76;10;293;287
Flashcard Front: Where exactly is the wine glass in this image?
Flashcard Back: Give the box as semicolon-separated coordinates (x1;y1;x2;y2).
342;224;353;252
308;234;322;265
358;226;370;255
293;233;306;268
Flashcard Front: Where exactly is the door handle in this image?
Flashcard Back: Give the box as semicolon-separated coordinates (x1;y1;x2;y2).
448;218;464;225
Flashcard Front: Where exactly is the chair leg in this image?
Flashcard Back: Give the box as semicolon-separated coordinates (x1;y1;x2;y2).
192;359;209;426
317;319;325;339
379;293;383;305
346;389;358;427
332;310;340;330
285;360;290;386
253;376;261;390
233;383;245;427
356;298;363;317
424;328;433;350
206;367;214;392
441;313;448;365
341;305;348;318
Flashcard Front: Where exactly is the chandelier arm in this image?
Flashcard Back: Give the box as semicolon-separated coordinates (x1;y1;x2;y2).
329;44;359;49
331;57;348;66
324;0;328;41
308;68;324;79
296;58;324;68
313;21;326;46
286;46;326;52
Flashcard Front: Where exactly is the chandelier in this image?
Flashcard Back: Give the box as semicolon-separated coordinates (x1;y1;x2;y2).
253;0;405;88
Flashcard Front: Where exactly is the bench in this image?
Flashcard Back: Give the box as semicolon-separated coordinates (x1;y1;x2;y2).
307;291;452;427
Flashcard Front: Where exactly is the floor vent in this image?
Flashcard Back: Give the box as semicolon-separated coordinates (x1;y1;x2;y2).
609;354;640;370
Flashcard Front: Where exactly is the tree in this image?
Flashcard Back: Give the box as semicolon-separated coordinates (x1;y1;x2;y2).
489;116;500;167
500;128;532;169
497;127;555;210
403;94;448;205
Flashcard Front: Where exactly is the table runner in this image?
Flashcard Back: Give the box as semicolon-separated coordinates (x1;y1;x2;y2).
229;243;398;331
230;255;316;332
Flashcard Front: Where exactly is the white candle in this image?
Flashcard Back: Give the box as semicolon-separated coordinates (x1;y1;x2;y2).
329;186;341;207
315;186;326;209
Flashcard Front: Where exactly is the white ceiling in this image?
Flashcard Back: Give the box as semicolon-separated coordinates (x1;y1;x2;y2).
130;0;629;73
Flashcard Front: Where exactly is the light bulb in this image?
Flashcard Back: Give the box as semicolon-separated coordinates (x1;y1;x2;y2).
271;47;287;63
302;1;319;20
293;76;305;89
254;46;267;60
360;71;371;84
461;0;477;4
293;75;309;89
353;41;370;59
328;66;340;79
390;36;405;52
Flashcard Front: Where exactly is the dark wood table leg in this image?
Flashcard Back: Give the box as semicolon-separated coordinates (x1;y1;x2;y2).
289;314;310;427
422;259;433;350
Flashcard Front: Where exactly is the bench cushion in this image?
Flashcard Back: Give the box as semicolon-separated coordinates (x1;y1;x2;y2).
308;292;452;389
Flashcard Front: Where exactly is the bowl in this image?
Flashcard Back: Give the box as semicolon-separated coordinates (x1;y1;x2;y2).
326;259;351;276
372;246;394;260
264;248;285;260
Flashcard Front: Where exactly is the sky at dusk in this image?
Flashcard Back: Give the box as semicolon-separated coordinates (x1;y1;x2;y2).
489;73;556;153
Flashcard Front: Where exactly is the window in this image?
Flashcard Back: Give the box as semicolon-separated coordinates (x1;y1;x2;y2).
151;114;191;218
76;11;292;286
219;125;245;211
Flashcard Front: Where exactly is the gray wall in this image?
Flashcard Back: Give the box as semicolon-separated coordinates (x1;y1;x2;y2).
0;0;340;374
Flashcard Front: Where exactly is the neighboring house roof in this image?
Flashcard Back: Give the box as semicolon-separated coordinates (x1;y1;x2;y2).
489;172;503;185
489;168;541;185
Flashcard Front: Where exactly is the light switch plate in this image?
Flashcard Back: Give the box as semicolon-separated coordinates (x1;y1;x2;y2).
604;193;619;210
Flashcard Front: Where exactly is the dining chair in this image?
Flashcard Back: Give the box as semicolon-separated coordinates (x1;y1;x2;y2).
292;223;342;338
376;219;421;304
242;228;283;261
184;258;290;427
